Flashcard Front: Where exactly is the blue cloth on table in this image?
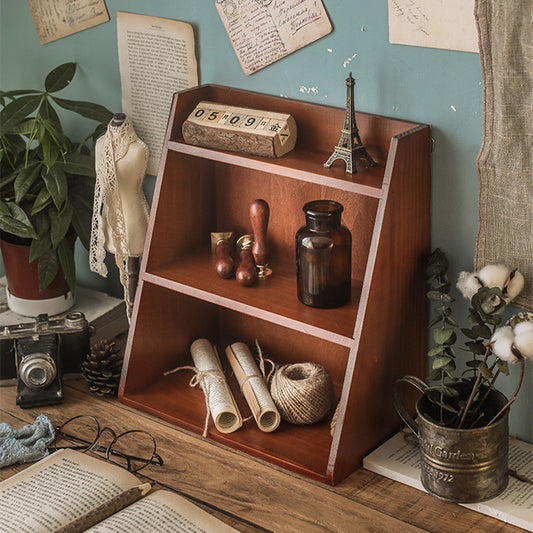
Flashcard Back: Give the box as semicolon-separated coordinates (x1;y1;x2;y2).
0;414;55;468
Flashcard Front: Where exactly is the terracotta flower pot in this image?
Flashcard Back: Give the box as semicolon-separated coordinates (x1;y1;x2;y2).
0;232;75;316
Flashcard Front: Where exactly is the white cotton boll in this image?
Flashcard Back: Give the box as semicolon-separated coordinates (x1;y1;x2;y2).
491;326;518;363
505;270;525;302
456;271;481;299
513;321;533;359
477;264;511;289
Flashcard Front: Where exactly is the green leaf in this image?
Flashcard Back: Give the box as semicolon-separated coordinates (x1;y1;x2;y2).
0;95;41;134
496;359;510;376
428;345;445;357
57;238;76;294
1;202;38;239
52;96;113;123
428;315;443;328
31;188;52;215
6;118;36;135
461;327;477;339
466;340;486;355
29;233;51;262
44;63;76;93
433;355;453;369
472;324;492;339
0;201;10;216
37;248;60;290
50;203;73;249
70;192;92;249
41;131;60;168
445;316;459;327
433;328;455;345
13;163;41;202
427;368;443;381
42;165;67;209
478;362;493;380
435;305;452;317
60;152;95;177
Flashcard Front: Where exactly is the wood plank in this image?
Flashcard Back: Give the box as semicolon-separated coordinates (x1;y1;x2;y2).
1;380;526;533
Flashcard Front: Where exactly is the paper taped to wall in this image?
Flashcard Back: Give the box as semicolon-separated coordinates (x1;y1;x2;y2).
388;0;478;53
216;0;332;75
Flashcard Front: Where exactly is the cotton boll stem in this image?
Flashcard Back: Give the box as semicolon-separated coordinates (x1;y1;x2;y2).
486;358;526;426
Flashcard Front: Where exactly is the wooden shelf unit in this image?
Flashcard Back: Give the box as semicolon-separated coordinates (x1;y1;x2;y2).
119;85;431;485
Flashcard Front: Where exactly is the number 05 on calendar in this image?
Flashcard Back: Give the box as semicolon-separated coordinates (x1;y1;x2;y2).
182;101;297;158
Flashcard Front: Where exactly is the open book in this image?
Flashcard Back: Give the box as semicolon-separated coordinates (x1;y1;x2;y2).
0;449;237;532
363;430;533;532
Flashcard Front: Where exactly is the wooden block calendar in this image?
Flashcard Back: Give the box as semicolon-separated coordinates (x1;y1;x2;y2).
182;101;297;158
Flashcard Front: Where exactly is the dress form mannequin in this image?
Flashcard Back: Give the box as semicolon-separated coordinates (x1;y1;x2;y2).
89;113;149;319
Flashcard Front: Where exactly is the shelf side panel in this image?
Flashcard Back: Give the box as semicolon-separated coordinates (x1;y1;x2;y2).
328;125;431;484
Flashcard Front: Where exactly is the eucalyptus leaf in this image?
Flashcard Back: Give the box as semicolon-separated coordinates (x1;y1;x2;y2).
466;340;486;355
428;345;445;357
44;63;76;93
433;355;452;369
472;324;492;339
433;328;455;345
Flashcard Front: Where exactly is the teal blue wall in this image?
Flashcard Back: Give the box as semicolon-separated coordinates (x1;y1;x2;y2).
1;1;530;442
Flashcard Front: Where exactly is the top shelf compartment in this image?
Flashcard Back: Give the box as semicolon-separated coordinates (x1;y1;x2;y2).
165;84;426;199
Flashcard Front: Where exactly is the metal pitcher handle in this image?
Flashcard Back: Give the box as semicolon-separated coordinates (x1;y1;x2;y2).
392;375;429;436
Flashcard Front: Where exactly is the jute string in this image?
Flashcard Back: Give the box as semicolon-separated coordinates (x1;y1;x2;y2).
270;362;333;425
164;364;227;437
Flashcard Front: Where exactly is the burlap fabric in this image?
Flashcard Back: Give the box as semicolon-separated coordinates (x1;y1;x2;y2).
475;0;533;310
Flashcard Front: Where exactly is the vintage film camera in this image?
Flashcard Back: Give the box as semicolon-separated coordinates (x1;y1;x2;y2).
0;312;93;408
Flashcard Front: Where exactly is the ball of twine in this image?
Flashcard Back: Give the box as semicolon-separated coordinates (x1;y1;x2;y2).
270;363;333;425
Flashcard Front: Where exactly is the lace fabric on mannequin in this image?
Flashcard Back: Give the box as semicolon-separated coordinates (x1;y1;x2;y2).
89;117;149;316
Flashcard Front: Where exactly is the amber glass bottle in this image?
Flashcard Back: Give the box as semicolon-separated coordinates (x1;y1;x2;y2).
295;200;351;308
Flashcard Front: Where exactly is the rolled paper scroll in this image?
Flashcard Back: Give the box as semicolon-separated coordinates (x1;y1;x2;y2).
225;342;281;432
190;339;243;434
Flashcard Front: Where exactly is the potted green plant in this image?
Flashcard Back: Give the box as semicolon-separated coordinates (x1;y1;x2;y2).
0;62;113;315
393;249;532;503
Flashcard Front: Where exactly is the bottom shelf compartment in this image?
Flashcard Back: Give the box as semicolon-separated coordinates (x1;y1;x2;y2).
120;282;351;482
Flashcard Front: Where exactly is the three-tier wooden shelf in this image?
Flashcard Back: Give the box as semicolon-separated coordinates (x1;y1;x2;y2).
119;84;431;485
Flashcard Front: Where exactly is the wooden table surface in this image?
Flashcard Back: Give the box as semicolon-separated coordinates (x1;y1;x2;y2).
0;378;527;533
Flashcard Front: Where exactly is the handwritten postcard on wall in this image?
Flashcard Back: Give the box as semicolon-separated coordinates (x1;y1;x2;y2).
216;0;332;75
27;0;109;44
388;0;478;53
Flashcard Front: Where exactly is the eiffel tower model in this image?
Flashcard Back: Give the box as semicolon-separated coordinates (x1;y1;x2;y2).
324;72;376;174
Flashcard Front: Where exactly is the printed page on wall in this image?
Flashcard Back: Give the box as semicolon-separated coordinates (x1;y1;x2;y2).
216;0;332;75
388;0;478;53
27;0;109;44
117;12;198;176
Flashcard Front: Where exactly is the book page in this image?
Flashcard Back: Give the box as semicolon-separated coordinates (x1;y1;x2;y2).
117;12;198;176
86;490;238;532
27;0;109;44
216;0;332;75
0;450;138;533
388;0;478;53
363;431;533;531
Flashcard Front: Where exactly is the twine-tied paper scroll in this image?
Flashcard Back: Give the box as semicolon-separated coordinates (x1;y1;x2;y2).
225;342;280;432
270;363;333;425
165;339;242;437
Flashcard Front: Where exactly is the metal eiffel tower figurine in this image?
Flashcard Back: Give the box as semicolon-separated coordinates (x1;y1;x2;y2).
324;72;376;174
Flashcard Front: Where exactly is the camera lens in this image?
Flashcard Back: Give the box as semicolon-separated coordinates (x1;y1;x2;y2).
19;353;57;389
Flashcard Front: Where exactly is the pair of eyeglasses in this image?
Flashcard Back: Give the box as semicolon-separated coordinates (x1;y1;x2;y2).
50;415;163;472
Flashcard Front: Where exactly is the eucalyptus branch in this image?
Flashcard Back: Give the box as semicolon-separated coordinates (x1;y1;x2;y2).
457;340;493;429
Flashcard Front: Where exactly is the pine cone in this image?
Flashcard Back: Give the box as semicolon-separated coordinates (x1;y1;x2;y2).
82;340;124;396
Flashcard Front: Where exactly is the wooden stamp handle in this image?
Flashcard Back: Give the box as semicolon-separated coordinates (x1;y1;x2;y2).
215;240;235;279
236;247;257;286
250;199;269;266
